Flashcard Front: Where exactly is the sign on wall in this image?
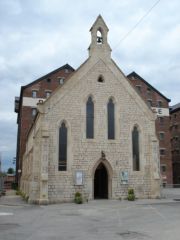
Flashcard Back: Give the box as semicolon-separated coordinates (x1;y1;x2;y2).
120;171;129;184
151;107;169;116
75;171;84;185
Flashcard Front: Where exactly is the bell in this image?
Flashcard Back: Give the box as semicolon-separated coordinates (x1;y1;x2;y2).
97;36;103;43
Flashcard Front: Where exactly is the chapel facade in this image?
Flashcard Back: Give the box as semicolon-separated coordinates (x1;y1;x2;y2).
20;15;160;204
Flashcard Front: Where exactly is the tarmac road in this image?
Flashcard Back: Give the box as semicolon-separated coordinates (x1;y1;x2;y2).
0;195;180;240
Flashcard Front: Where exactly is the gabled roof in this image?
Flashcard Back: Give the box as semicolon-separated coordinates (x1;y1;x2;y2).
22;63;74;89
90;14;109;31
127;71;171;102
15;63;75;121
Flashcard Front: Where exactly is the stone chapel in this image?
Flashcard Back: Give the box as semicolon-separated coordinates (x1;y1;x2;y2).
21;15;160;204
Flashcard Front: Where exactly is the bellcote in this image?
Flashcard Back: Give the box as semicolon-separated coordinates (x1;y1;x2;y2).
89;15;112;58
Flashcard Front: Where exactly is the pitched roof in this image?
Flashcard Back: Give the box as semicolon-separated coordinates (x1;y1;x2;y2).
127;71;171;102
22;63;74;89
89;14;109;31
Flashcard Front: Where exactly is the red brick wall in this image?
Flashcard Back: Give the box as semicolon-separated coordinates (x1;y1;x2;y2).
170;109;180;184
128;75;172;184
23;69;73;98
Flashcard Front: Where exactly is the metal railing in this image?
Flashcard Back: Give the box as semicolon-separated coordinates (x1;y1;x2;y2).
0;176;5;196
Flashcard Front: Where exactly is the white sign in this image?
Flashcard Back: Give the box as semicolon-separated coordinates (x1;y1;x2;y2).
75;171;84;185
120;171;128;184
151;107;169;117
23;97;45;107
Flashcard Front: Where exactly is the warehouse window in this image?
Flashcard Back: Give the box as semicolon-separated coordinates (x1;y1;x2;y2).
147;87;152;98
32;108;37;117
157;101;163;107
160;164;166;173
160;148;166;156
158;117;164;125
32;90;37;98
136;85;142;93
147;99;152;107
159;132;165;140
86;96;94;138
58;77;64;85
132;126;140;171
46;78;51;83
45;91;51;98
59;122;67;171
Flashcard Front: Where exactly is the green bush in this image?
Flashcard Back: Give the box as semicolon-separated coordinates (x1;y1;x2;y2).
16;189;21;195
74;192;83;204
127;188;135;201
128;188;134;195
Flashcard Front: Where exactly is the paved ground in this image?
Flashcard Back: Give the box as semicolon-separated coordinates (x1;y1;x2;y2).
0;193;180;240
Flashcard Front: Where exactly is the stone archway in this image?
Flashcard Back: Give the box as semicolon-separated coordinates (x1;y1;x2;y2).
92;158;113;199
94;162;108;199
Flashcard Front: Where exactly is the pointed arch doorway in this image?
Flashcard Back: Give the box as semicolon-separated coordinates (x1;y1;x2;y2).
94;163;108;199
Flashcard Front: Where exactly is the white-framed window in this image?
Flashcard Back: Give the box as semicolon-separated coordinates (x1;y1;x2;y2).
45;91;51;98
58;77;64;85
32;108;37;117
32;90;37;98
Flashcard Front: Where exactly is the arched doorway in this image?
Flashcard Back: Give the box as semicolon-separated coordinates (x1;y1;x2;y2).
94;163;108;199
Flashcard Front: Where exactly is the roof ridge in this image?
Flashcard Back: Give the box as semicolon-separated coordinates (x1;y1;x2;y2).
127;71;171;102
22;63;75;89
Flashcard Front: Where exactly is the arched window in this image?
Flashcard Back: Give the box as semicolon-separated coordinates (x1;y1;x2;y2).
108;98;115;139
59;122;67;171
86;96;94;138
132;126;140;171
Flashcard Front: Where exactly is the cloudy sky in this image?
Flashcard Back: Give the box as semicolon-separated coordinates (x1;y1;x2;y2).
0;0;179;171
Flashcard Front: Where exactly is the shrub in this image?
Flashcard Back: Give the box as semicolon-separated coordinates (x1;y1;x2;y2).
74;192;83;204
16;189;21;195
127;188;135;201
128;188;134;195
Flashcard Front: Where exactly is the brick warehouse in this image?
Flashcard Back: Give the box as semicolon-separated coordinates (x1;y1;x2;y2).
127;72;172;185
15;15;161;203
170;103;180;185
